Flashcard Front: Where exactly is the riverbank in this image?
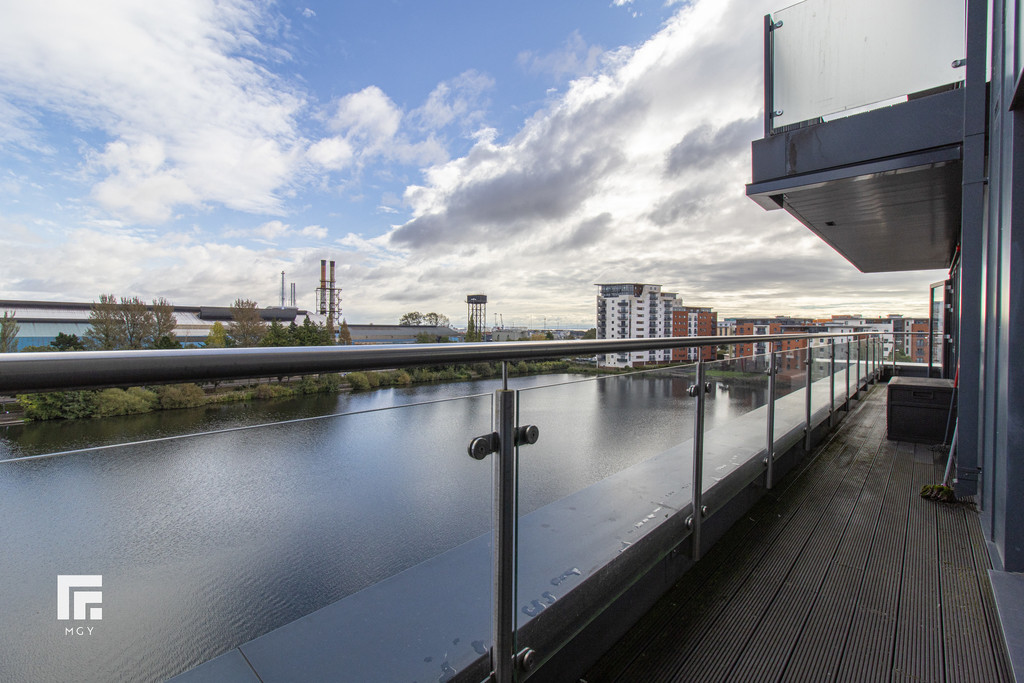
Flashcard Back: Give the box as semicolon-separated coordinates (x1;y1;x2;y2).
7;359;629;423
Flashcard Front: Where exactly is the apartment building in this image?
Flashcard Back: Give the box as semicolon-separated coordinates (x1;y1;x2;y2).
732;319;783;358
671;306;718;362
595;284;677;368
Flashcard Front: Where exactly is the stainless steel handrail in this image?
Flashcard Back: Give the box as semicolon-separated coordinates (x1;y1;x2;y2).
0;332;870;393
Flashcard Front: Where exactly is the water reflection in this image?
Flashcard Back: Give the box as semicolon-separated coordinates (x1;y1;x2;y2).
0;372;765;682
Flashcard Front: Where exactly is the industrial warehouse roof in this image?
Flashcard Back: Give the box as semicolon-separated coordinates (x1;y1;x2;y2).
0;300;317;324
1;300;461;347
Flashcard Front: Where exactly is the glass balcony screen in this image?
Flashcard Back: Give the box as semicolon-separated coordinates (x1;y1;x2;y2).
772;0;965;128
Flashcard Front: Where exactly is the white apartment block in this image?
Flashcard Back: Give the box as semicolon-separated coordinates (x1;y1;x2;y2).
827;318;897;358
596;283;677;368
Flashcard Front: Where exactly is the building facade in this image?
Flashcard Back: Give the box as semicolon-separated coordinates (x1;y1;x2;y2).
671;306;718;362
595;284;677;368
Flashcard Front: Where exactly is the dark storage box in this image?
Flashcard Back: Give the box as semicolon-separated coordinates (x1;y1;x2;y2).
887;377;956;443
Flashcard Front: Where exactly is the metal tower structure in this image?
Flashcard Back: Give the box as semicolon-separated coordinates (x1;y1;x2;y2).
466;294;487;339
316;259;342;339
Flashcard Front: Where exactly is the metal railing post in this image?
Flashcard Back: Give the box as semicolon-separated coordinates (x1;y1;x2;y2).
829;339;835;427
468;374;540;682
845;338;851;411
688;360;708;560
891;334;896;378
877;338;883;380
804;344;813;451
765;347;777;489
493;388;517;683
854;339;861;392
870;338;876;383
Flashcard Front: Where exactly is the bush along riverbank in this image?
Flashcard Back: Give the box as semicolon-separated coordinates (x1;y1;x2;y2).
12;360;628;422
15;375;342;422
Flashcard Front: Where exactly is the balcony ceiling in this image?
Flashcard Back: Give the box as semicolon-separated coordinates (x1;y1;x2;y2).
772;157;961;273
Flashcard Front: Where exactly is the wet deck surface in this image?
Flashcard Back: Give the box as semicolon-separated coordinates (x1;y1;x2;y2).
586;383;1013;683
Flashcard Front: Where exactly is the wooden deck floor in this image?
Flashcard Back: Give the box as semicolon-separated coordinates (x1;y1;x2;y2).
585;383;1013;683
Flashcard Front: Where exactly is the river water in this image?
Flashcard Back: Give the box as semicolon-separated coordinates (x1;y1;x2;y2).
0;371;767;682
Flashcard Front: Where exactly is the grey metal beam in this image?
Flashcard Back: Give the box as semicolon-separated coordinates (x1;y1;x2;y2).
750;87;965;184
957;0;989;500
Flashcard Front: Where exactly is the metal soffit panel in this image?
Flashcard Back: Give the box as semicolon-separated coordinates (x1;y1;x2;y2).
781;160;962;273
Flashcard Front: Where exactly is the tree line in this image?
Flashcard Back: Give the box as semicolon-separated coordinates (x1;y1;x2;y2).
1;297;353;353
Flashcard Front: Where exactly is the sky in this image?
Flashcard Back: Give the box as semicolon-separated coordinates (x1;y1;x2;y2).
0;0;946;329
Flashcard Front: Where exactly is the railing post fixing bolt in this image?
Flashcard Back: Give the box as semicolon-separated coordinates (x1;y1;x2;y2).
516;647;537;673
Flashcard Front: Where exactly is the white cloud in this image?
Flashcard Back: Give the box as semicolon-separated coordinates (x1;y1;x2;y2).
411;70;494;132
222;220;328;242
307;136;354;170
373;0;943;323
0;222;334;308
324;85;450;168
0;0;305;223
301;8;316;18
0;0;944;323
330;86;402;150
300;224;328;239
518;31;606;82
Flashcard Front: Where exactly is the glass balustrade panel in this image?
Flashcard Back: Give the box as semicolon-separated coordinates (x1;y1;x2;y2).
701;354;771;494
773;347;808;453
0;393;493;682
771;0;965;128
513;359;696;666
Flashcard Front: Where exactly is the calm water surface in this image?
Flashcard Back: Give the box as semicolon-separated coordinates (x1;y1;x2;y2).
0;372;764;682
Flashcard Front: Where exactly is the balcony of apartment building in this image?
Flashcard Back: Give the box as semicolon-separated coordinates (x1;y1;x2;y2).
5;2;1023;681
1;330;1014;682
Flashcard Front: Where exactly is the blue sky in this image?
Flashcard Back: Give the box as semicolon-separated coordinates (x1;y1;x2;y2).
0;0;943;328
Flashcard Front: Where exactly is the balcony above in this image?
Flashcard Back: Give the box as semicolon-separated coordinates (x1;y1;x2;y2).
747;89;964;272
747;0;966;274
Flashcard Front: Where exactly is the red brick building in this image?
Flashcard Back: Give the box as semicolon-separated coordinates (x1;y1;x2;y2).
671;306;718;361
910;320;930;364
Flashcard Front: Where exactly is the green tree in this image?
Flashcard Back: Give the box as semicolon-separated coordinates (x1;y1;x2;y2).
151;297;177;345
338;319;353;345
85;294;126;350
83;295;160;349
423;312;450;327
50;332;86;351
293;316;332;346
119;296;157;349
1;311;20;352
153;335;182;349
399;311;423;326
259;320;293;347
204;321;230;348
228;299;267;347
466;314;483;342
582;328;597;340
